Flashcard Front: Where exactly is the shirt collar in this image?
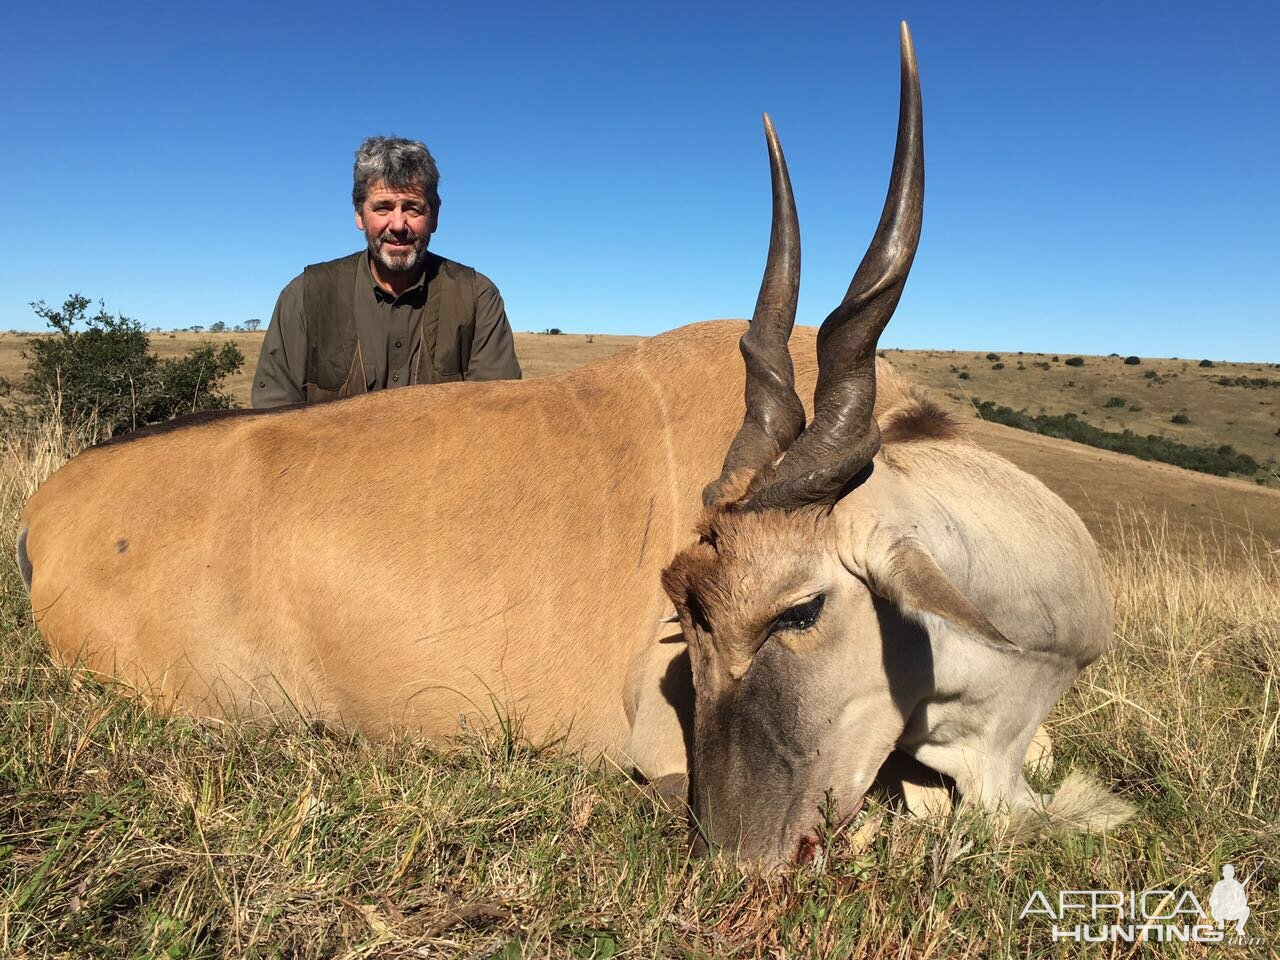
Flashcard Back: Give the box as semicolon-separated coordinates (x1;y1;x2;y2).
364;250;430;303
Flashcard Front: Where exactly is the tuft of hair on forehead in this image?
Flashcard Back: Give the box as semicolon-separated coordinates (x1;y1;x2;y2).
352;136;441;210
879;385;964;445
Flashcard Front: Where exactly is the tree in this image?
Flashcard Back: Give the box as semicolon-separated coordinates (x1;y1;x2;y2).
209;321;227;333
21;294;244;435
245;318;262;332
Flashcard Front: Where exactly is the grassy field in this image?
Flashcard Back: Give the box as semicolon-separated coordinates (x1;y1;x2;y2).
1;330;1278;956
886;347;1280;488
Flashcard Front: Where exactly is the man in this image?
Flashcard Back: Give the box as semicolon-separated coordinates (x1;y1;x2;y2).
252;136;521;408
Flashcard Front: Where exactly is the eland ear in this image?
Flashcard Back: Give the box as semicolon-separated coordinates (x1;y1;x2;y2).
846;525;1019;653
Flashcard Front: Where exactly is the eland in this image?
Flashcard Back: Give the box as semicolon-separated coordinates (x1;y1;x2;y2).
19;23;1127;863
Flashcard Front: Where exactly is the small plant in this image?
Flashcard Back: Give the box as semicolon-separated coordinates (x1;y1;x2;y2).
1124;356;1141;365
1033;361;1051;371
1144;370;1160;380
991;362;1005;370
958;371;971;380
17;294;243;436
1198;359;1214;368
986;352;1000;361
1171;413;1190;425
1104;397;1126;408
1129;404;1143;412
1064;357;1085;367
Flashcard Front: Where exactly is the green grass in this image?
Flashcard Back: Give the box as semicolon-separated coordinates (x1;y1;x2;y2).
1;418;1277;957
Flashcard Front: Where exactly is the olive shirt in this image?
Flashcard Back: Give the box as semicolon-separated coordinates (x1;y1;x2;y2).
251;250;521;408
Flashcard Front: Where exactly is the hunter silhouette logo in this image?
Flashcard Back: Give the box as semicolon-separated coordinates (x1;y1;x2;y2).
1210;863;1256;937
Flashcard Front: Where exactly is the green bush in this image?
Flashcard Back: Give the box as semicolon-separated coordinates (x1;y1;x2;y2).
972;400;1259;478
1064;357;1085;367
1124;356;1141;365
1199;359;1215;368
1215;375;1280;389
19;294;244;435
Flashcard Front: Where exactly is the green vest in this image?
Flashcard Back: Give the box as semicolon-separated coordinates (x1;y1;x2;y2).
300;251;480;403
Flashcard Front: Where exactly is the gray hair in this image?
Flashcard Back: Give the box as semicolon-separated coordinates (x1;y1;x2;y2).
352;136;440;210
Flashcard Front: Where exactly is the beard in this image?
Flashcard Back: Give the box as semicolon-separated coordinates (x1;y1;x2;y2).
366;227;430;276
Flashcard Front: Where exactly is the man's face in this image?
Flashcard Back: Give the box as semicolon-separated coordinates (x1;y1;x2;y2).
356;182;438;276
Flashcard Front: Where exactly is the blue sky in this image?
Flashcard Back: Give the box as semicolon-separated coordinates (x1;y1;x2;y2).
2;0;1276;361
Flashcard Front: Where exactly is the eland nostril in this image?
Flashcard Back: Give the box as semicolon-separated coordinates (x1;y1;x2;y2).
794;832;820;865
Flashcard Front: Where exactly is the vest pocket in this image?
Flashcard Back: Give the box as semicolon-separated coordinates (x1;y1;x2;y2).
305;382;346;404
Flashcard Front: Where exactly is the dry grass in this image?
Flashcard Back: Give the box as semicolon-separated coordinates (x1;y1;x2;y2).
0;410;1276;957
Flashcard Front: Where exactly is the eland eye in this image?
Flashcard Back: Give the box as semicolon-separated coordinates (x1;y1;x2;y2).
771;594;825;634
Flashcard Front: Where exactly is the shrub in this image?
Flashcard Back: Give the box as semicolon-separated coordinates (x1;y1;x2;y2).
1171;413;1190;425
1198;359;1214;368
1124;356;1141;365
1215;376;1280;389
986;352;1000;361
1104;397;1126;408
1033;361;1051;371
19;294;243;436
991;362;1004;370
1129;404;1143;412
1144;370;1160;380
972;400;1260;478
958;371;971;380
1064;357;1085;367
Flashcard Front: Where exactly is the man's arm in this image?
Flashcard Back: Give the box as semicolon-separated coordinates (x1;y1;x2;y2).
466;272;522;381
251;276;309;408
